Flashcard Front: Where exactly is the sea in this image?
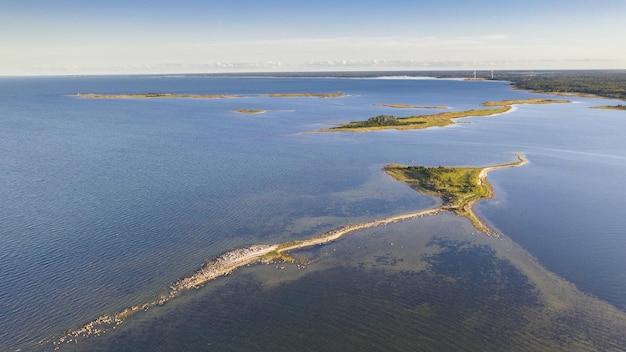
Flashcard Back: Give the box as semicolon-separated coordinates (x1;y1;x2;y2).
1;74;625;351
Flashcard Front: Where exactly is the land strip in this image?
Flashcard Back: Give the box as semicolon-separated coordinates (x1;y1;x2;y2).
384;154;527;236
374;103;449;109
318;99;569;132
591;105;626;111
76;92;345;99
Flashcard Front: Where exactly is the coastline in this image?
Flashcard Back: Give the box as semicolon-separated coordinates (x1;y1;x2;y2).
463;154;528;236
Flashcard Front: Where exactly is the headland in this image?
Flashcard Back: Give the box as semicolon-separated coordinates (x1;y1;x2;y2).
384;154;527;236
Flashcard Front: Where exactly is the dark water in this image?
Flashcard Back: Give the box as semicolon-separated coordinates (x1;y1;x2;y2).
1;75;625;351
72;215;626;351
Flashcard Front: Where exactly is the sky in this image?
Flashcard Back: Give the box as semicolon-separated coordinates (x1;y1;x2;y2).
1;0;625;75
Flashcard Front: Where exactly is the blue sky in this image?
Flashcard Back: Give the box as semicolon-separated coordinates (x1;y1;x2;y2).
1;0;625;75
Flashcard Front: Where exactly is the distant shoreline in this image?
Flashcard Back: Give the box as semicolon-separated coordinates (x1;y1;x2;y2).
74;92;346;99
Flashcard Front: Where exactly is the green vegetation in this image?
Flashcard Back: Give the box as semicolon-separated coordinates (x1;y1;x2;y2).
496;70;626;100
78;92;345;99
320;99;569;132
591;104;626;111
384;164;488;215
233;109;266;114
265;92;345;98
374;103;448;109
79;93;242;99
383;155;527;235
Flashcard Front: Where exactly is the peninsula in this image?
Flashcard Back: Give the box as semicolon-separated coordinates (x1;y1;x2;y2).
318;99;569;132
384;154;528;236
51;154;526;347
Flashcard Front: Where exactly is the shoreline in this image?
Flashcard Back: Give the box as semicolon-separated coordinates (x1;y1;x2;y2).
463;154;528;236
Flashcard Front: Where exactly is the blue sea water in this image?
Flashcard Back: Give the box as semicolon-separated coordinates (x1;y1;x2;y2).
1;75;625;350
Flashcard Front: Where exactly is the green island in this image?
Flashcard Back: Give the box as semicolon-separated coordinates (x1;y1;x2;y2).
319;99;569;132
591;104;626;111
374;103;449;109
233;109;267;114
77;92;345;99
78;93;243;99
384;155;528;235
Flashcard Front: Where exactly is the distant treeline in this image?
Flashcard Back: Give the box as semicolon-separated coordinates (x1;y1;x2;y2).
494;71;626;100
158;70;626;101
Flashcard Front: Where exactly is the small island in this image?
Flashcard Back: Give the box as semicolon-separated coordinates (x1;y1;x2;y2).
76;92;345;99
318;99;569;132
374;103;449;109
591;104;626;111
384;154;528;236
77;93;243;99
233;109;267;114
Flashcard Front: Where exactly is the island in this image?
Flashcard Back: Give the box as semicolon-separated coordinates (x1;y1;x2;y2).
591;104;626;111
233;109;267;114
384;154;527;236
317;99;569;132
76;92;345;99
77;93;243;99
51;154;526;347
374;103;449;109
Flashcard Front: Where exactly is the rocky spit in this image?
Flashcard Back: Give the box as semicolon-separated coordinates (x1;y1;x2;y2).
50;207;448;349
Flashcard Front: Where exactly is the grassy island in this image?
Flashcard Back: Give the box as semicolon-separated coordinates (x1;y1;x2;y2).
233;109;267;114
77;92;345;99
384;155;528;236
318;99;569;132
78;93;243;99
591;104;626;111
374;103;449;109
265;92;345;98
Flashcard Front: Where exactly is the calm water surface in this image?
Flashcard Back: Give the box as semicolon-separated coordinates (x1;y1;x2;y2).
1;76;625;351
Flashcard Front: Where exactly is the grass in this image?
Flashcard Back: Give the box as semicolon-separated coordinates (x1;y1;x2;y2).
374;103;449;109
383;164;489;213
319;98;570;132
591;104;626;111
233;109;266;114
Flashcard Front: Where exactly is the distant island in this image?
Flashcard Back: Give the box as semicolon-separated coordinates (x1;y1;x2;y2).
233;109;267;114
591;104;626;111
374;103;449;109
76;92;345;99
318;99;570;132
